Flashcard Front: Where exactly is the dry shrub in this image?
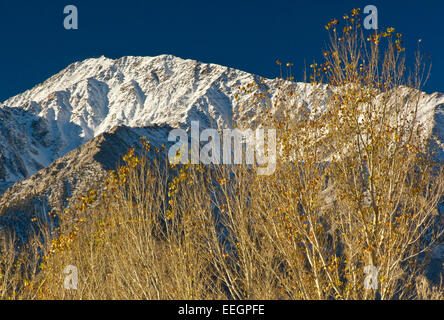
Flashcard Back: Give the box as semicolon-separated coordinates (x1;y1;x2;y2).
1;8;443;300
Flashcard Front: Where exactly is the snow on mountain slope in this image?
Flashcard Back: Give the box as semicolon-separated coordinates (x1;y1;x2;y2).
4;55;271;135
1;54;444;195
0;55;285;190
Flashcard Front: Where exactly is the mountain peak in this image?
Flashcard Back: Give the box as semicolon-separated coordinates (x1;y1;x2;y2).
1;55;443;198
0;55;280;187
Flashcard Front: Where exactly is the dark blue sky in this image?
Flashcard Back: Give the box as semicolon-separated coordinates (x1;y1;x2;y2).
0;0;443;102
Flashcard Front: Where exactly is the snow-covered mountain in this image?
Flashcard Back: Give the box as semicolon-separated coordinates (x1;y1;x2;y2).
0;54;282;192
0;54;444;200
